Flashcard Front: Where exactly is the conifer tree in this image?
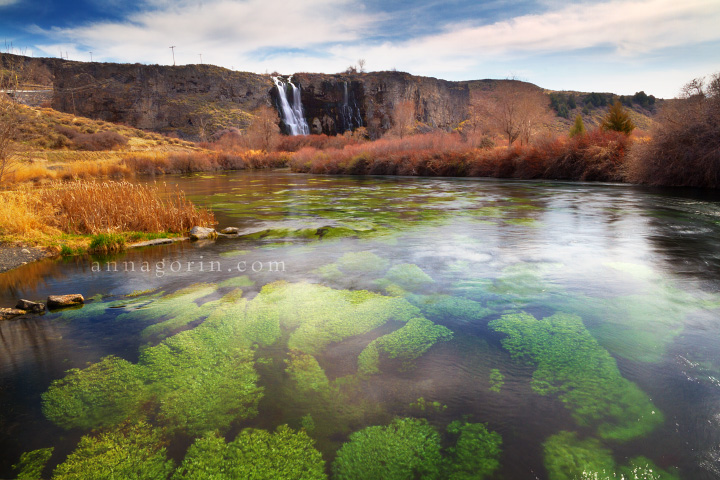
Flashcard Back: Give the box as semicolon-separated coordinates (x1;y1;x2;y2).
602;100;635;135
569;114;585;138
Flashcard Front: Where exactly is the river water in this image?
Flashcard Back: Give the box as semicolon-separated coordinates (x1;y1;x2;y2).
1;171;720;479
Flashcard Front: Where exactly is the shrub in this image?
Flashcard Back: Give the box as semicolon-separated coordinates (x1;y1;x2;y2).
627;72;720;188
601;100;635;135
73;131;129;151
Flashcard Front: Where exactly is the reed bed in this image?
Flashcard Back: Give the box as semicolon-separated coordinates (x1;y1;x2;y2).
37;180;215;234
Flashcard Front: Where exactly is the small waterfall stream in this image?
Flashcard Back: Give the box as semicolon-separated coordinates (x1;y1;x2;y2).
272;76;310;136
339;82;363;133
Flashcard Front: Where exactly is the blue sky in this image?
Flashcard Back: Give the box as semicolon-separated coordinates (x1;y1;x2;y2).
1;0;719;97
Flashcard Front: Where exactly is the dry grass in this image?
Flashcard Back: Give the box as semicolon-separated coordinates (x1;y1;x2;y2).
38;180;215;234
0;189;59;239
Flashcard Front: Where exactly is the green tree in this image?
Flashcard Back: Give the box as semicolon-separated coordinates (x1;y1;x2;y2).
569;114;585;138
601;100;635;135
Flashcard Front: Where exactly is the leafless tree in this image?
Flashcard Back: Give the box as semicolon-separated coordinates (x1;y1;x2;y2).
357;59;366;73
490;80;550;146
0;55;24;184
245;104;280;151
389;99;416;139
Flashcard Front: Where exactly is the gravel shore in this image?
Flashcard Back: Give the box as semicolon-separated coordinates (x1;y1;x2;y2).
0;243;52;273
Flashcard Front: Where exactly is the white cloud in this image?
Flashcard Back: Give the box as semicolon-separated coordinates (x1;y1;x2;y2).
0;0;19;6
30;0;720;96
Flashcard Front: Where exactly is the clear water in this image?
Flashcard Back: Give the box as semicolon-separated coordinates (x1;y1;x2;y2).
2;171;720;479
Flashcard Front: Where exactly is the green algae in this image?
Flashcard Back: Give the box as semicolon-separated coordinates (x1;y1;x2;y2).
42;355;147;430
285;351;331;394
490;312;663;441
218;275;255;288
489;369;504;393
378;263;434;292
51;422;173;480
358;317;453;375
416;295;492;325
173;425;326;480
504;217;541;226
336;251;389;275
409;397;447;413
445;420;502;480
13;448;54;480
332;418;443;480
543;431;679;480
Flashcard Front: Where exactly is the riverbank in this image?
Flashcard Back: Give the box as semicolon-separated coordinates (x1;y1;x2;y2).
0;243;52;273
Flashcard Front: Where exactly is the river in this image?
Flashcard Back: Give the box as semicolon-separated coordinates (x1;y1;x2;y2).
1;171;719;479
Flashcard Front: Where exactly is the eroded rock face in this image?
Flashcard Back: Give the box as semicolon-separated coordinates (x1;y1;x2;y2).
47;294;85;310
294;72;471;138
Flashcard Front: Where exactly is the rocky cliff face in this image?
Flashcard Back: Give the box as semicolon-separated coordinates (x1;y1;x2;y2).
44;58;470;139
293;72;470;137
51;62;272;138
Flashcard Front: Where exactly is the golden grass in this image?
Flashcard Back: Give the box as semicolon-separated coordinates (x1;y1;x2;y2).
38;180;215;234
0;189;59;239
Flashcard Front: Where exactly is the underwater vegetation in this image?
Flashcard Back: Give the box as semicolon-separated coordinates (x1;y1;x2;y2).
489;369;504;393
174;425;326;480
332;417;443;480
331;417;502;480
51;422;174;480
415;294;493;325
489;312;663;441
543;431;679;480
378;263;435;293
357;317;453;375
13;448;53;480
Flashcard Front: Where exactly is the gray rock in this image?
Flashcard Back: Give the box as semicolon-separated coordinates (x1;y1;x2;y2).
47;294;85;310
220;227;240;235
16;299;46;313
189;226;217;241
0;308;26;321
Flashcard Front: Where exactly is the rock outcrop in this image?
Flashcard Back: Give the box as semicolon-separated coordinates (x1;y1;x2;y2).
16;299;46;313
47;294;85;310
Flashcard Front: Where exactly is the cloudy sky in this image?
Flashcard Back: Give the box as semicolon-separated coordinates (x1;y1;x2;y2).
1;0;719;97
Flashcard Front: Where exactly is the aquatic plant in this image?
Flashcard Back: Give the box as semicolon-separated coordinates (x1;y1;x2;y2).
409;397;447;413
489;369;504;393
173;425;326;480
444;420;502;480
332;418;443;480
13;448;53;480
52;422;174;480
42;355;147;430
44;295;262;435
285;351;331;394
490;312;663;441
335;251;389;275
218;275;255;287
358;317;453;375
543;431;616;480
417;295;492;325
379;263;434;292
543;431;679;480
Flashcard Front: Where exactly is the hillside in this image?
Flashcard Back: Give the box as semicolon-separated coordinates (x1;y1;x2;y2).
2;53;659;141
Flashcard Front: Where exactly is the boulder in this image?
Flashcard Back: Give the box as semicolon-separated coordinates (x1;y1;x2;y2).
47;294;85;310
16;299;46;313
189;226;217;241
0;308;26;321
220;227;240;235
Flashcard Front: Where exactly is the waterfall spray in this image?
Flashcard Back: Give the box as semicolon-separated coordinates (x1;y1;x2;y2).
272;76;310;136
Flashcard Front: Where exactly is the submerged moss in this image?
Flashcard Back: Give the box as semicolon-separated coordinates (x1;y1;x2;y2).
543;431;679;480
379;264;434;292
51;422;173;480
358;317;453;375
285;351;331;394
489;369;504;393
417;295;492;325
173;425;326;480
13;448;54;480
490;312;663;441
332;418;443;480
42;356;147;430
218;275;255;288
444;420;502;480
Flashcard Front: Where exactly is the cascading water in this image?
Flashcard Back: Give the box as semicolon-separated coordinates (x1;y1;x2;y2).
272;76;310;136
339;82;363;133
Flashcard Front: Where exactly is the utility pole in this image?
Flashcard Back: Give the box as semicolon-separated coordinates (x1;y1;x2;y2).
89;52;93;62
169;46;176;66
199;54;203;64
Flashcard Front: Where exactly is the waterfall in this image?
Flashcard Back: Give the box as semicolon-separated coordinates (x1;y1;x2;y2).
339;82;363;133
272;76;310;136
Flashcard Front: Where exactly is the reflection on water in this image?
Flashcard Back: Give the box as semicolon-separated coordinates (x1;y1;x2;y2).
1;172;720;479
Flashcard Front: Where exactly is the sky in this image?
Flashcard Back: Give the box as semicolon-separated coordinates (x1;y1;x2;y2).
1;0;719;98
